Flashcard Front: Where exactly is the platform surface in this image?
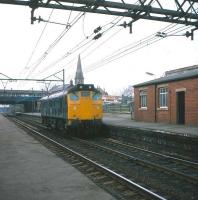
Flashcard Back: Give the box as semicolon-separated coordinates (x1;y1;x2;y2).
0;114;115;200
103;113;198;137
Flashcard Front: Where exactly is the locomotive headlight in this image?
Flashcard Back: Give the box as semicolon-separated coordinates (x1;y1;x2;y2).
73;106;77;110
97;106;100;110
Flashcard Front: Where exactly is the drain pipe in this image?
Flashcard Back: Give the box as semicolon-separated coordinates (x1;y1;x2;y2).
154;84;157;122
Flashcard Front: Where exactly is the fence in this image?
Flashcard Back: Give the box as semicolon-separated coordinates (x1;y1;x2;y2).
103;103;130;113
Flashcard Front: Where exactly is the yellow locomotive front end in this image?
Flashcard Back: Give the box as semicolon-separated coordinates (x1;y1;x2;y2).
67;84;103;129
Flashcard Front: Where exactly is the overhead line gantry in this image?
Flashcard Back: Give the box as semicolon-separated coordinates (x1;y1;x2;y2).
0;0;197;27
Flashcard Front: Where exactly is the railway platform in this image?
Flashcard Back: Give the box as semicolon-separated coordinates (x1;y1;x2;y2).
0;114;115;200
103;113;198;137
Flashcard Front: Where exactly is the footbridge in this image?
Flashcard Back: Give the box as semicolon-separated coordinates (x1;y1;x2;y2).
0;70;65;112
0;89;46;104
0;89;47;112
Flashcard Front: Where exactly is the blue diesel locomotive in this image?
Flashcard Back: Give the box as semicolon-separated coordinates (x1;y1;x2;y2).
40;84;103;135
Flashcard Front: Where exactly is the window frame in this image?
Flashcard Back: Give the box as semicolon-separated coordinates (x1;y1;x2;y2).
159;87;168;108
139;90;147;108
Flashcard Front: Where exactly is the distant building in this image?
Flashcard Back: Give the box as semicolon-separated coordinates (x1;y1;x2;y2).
96;86;108;96
102;95;122;104
133;65;198;125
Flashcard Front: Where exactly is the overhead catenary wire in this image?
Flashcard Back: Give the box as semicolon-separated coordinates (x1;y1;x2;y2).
25;11;85;79
63;23;124;81
87;29;190;71
52;21;192;82
26;0;155;80
26;10;54;69
35;36;95;76
19;9;54;78
15;9;54;90
82;26;123;60
83;24;192;73
78;1;197;77
25;2;195;83
60;25;179;81
82;13;88;39
26;13;84;78
34;16;124;77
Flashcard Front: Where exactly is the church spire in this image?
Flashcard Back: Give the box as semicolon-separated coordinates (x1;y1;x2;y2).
75;55;84;85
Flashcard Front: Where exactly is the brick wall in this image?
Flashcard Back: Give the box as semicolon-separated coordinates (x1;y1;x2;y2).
134;77;198;125
134;85;156;122
169;78;198;125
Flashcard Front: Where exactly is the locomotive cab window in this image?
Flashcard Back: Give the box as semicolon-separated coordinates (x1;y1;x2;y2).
81;91;90;97
70;93;79;101
92;92;102;100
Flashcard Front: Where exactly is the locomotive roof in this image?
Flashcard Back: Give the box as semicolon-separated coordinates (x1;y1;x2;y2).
40;84;100;101
68;84;99;93
40;90;68;101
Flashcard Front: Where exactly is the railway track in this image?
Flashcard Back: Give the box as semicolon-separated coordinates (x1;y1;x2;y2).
89;137;198;183
10;117;167;200
17;115;198;167
11;116;198;200
68;137;198;199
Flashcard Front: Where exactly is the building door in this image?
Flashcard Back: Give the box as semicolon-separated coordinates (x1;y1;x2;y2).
177;91;185;124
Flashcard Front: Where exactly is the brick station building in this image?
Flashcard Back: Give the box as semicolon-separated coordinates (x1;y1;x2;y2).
133;65;198;125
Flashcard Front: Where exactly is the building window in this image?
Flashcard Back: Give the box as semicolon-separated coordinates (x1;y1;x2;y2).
140;90;147;108
159;87;168;108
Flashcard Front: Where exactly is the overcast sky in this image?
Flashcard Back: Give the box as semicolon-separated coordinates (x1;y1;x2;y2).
0;3;197;95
